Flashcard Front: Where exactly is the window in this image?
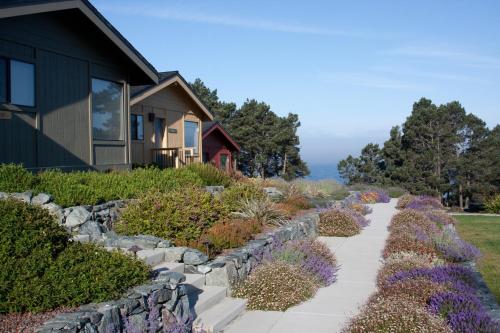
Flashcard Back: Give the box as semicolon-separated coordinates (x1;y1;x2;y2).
0;58;35;107
184;121;199;154
131;114;144;140
92;78;123;141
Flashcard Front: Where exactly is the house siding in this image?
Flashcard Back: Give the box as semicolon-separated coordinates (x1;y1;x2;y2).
0;11;136;170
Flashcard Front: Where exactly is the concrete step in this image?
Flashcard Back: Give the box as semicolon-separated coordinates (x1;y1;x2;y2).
189;286;227;315
193;298;247;333
183;273;206;289
136;249;165;266
153;262;185;273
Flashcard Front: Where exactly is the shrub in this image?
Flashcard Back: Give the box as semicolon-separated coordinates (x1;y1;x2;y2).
378;277;449;305
342;295;452;333
185;163;232;187
0;199;69;313
432;229;480;262
397;193;415;209
406;195;443;210
43;243;150;309
377;252;444;287
0;164;36;193
383;233;439;259
0;199;150;313
232;262;318;311
389;209;437;236
318;209;361;237
201;218;262;255
231;198;286;226
423;209;456;226
484;194;500;214
220;183;266;213
116;186;227;242
386;186;407;198
358;190;390;204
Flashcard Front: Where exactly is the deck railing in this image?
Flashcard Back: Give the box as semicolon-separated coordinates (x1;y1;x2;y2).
151;148;197;169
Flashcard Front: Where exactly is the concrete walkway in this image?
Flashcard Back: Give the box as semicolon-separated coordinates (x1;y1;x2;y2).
224;199;398;333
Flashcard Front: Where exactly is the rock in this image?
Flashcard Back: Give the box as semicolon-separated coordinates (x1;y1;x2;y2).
263;187;283;201
11;191;32;203
105;235;162;250
205;186;225;195
0;192;8;200
127;312;148;332
41;202;64;223
152;287;173;303
197;265;212;274
156;239;172;248
72;234;90;243
183;249;208;265
205;260;238;288
154;271;186;284
31;193;52;205
114;298;140;316
97;304;121;333
164;247;187;262
79;221;103;240
65;206;91;227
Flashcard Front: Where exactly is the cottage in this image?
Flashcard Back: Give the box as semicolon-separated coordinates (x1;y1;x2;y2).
0;0;158;170
202;121;240;171
130;71;214;168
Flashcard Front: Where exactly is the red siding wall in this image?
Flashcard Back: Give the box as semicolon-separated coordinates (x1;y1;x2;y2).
203;132;235;171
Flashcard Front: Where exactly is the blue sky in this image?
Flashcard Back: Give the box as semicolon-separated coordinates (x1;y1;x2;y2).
93;0;500;166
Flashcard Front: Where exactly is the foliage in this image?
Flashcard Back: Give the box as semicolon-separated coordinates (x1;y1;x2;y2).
432;229;481;263
0;164;36;193
292;179;348;199
43;243;150;309
342;295;452;333
484;194;500;214
220;182;266;213
201;219;262;255
397;193;415;209
377;252;444;287
423;209;456;226
406;195;443;210
337;98;500;209
116;186;227;242
357;190;390;203
231;198;286;226
190;80;309;179
386;186;407;198
378;277;449;305
383;233;439;259
0;199;69;313
318;209;362;237
455;215;500;303
232;262;317;311
186;163;232;187
0;199;149;313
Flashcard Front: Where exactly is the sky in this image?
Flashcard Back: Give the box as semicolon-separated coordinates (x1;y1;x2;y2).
92;0;500;168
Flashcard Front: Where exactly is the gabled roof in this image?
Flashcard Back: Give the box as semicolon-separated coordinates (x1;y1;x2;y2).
131;71;214;121
203;121;241;152
0;0;158;84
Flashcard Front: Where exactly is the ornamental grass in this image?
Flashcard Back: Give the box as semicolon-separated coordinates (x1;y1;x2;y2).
232;262;318;311
342;295;452;333
318;209;362;237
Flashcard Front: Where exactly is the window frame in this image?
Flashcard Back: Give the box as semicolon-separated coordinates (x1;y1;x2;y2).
131;113;144;141
0;57;37;109
91;77;125;142
184;120;199;154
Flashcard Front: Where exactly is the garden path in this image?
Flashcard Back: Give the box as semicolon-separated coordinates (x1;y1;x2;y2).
224;199;398;333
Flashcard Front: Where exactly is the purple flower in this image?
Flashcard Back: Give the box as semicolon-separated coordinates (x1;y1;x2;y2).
406;196;442;210
301;254;338;286
435;238;481;263
374;190;391;203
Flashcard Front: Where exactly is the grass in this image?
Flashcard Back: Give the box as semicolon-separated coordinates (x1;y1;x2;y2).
455;214;500;303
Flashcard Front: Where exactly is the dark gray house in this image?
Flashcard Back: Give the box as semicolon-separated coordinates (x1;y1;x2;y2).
0;0;158;170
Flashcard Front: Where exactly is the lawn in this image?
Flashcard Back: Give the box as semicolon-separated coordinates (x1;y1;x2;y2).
455;214;500;303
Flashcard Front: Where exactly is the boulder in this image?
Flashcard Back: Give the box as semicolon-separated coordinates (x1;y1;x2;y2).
205;260;238;289
78;221;103;240
154;271;186;284
65;206;91;227
97;304;121;333
41;202;64;223
31;193;52;205
0;192;8;200
11;191;32;203
72;234;90;243
164;247;187;262
205;186;225;195
263;187;283;201
183;249;208;265
156;239;173;248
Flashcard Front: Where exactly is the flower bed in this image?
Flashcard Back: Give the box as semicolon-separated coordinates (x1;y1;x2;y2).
343;196;500;333
357;189;390;204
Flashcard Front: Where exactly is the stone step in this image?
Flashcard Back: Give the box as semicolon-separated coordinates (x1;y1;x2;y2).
153;262;185;274
136;249;165;266
183;273;206;290
190;286;227;315
193;298;247;333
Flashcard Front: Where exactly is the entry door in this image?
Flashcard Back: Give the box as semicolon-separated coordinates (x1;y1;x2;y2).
220;154;229;171
154;118;165;148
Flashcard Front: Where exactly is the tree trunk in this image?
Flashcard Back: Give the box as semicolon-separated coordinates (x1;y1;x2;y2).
283;153;287;175
459;184;464;210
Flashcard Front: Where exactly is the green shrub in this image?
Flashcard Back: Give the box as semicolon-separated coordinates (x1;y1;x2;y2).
43;243;150;308
0;199;149;313
485;194;500;214
220;182;266;212
186;163;232;187
386;186;407;198
0;164;35;193
0;199;69;313
318;209;361;237
116;186;228;242
232;262;318;311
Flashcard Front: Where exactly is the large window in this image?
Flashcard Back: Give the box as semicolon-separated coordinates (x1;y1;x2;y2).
92;78;123;141
0;58;35;107
184;120;199;154
131;114;144;140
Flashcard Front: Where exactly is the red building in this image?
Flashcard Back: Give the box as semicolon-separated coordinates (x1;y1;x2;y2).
202;122;240;171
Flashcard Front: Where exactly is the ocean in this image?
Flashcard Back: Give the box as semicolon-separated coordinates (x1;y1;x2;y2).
306;164;344;183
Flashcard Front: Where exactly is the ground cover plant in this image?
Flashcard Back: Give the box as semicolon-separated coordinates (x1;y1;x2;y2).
233;239;337;311
318;208;370;237
344;196;500;333
357;189;390;204
0;199;150;314
455;215;500;303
